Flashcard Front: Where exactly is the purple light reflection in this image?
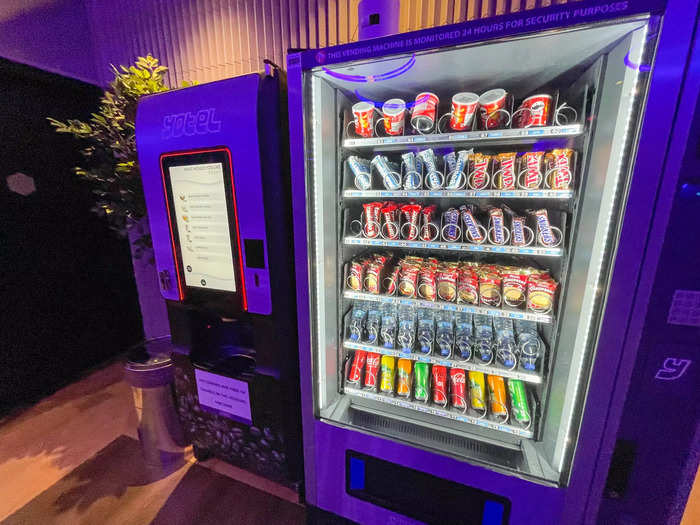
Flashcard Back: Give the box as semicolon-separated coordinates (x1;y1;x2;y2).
321;54;416;83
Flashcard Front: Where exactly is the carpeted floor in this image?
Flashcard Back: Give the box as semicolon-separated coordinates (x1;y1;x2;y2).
1;435;305;525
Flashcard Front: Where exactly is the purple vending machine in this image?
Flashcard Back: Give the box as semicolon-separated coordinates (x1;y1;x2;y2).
136;70;302;490
288;0;698;522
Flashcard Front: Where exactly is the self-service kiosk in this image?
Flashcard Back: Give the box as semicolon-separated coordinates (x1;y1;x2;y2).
135;69;302;490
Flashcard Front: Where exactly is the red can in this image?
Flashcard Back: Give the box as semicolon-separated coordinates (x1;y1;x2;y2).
478;89;509;130
515;94;552;128
449;368;467;410
432;365;448;407
348;350;367;383
352;101;375;138
380;98;406;136
450;92;479;131
411;92;439;133
364;352;381;388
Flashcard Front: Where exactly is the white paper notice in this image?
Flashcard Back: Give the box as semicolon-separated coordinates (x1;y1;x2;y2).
194;369;252;424
169;162;237;292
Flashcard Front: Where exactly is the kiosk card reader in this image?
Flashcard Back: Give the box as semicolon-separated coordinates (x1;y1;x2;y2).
136;71;301;489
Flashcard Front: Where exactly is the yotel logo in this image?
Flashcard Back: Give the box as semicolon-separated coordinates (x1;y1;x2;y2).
162;108;222;139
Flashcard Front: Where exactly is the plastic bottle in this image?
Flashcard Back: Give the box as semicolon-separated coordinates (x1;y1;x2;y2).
416;308;435;355
380;303;398;348
454;312;473;361
494;317;517;369
366;305;381;345
514;320;541;371
473;314;494;363
348;301;368;341
397;305;417;352
435;310;454;358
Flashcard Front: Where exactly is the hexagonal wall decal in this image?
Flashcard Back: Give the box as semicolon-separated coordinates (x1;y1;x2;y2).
7;172;36;196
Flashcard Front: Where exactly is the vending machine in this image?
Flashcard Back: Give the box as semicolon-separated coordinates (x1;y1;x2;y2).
288;0;698;522
136;71;302;489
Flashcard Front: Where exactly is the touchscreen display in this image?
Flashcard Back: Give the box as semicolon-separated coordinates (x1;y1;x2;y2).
168;162;236;292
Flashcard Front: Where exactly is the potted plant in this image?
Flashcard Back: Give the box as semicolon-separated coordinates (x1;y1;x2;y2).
48;55;192;339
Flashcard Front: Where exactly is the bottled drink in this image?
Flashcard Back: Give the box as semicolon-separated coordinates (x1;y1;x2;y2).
493;317;517;369
380;303;398;348
366;305;381;345
435;310;454;358
473;314;494;363
454;311;473;360
416;308;435;354
348;301;368;341
397;305;417;352
514;320;541;371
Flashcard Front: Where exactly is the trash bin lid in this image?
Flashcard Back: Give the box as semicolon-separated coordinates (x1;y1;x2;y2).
125;348;174;388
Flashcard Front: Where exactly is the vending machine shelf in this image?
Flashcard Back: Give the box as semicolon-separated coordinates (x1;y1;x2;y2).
343;236;564;257
343;290;554;324
343;340;543;384
343;385;534;439
342;124;584;149
342;189;575;200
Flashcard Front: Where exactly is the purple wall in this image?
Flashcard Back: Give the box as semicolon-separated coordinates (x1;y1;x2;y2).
0;0;98;84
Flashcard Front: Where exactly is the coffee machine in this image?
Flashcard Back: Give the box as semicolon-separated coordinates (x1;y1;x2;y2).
135;68;302;490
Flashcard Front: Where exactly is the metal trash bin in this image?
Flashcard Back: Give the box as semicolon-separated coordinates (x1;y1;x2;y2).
125;350;187;468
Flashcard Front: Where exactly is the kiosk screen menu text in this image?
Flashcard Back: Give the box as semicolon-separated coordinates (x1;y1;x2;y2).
168;162;236;292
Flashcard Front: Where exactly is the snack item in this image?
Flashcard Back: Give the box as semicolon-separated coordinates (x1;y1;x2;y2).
384;263;400;296
459;204;486;244
493;152;517;190
380;355;396;393
371;155;401;190
397;359;412;397
347;258;368;290
418;149;443;189
510;215;532;246
361;201;382;238
411;92;439;133
527;274;558;313
417;264;437;302
450;92;479;130
401;152;422;190
352;101;375;137
514;94;552;128
518;151;544;189
488;207;509;245
457;265;479;304
436;264;459;303
468;153;491;189
348;350;367;383
432;365;448;407
348;156;372;190
478;89;509;129
363;260;384;294
380;203;400;240
502;269;529;308
419;204;438;241
364;353;381;388
545;148;574;190
441;208;461;242
478;267;502;307
401;204;422;240
532;208;560;247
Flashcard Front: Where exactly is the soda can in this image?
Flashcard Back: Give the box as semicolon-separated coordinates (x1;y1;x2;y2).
411;92;439;133
348;350;367;384
487;375;508;417
380;355;396;393
352;101;375;137
449;368;467;410
397;358;412;397
508;379;531;425
414;362;430;402
450;92;479;131
468;371;487;411
364;352;381;389
431;365;448;407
